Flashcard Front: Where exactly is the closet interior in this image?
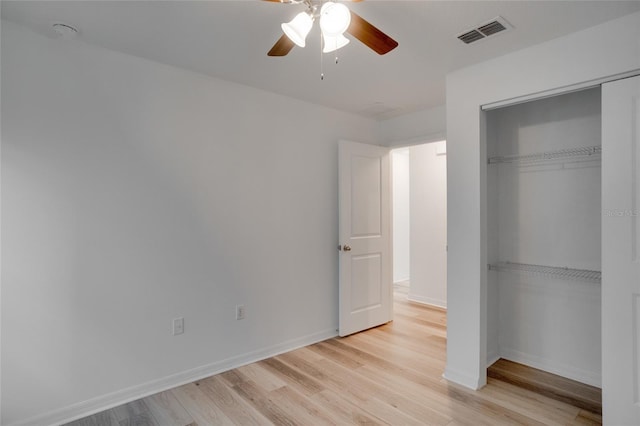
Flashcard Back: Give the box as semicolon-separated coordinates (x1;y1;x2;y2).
485;88;602;405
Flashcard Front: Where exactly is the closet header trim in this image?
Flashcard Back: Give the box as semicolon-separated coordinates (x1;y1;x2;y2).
481;69;640;111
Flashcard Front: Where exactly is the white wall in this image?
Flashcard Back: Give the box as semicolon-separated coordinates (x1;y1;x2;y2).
379;105;446;147
392;150;410;283
487;89;602;386
445;7;640;409
0;21;379;426
408;142;447;308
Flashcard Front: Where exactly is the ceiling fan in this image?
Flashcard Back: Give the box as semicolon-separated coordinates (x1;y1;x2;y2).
263;0;398;57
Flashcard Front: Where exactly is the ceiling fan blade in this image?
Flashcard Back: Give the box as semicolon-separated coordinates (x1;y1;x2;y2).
347;10;398;55
268;34;295;56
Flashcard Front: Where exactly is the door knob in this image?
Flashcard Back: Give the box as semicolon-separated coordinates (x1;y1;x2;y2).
343;245;352;251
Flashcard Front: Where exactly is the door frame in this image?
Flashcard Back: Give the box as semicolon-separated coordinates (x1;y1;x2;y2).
478;71;640;416
390;137;448;308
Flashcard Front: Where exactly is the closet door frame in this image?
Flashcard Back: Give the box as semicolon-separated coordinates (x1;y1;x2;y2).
479;70;640;424
601;75;640;425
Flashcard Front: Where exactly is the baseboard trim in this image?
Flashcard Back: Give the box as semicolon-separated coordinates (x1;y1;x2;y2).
407;293;447;309
486;352;500;368
9;328;338;426
499;347;601;388
443;366;484;390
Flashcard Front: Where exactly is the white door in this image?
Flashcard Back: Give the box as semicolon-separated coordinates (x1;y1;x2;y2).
338;140;392;337
602;75;640;425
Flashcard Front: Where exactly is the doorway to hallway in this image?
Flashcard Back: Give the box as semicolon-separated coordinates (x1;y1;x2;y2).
391;141;447;309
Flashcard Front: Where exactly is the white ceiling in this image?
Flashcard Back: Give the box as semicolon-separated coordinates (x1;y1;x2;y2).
3;1;640;119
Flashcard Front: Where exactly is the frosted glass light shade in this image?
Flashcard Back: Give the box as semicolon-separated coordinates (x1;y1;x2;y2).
323;33;350;53
282;12;313;47
320;2;351;37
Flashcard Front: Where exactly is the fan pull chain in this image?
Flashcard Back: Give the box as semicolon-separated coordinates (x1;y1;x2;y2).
320;31;324;80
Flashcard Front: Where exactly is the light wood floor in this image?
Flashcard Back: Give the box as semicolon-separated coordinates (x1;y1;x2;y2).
66;292;601;426
488;359;602;416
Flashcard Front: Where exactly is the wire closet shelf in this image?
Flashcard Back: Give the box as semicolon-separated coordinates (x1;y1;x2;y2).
488;145;601;165
488;261;601;283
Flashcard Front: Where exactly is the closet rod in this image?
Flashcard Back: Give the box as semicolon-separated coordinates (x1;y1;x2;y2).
488;261;601;283
488;145;601;164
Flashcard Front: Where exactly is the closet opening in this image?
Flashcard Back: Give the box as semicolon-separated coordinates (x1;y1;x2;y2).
484;87;602;414
391;141;447;309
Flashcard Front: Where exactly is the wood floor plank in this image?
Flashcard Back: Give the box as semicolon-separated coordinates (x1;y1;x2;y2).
112;400;158;426
64;294;601;426
354;363;487;425
327;337;547;426
259;357;324;396
488;358;602;415
356;362;515;426
197;375;271;425
480;379;580;425
351;328;447;367
491;359;601;402
65;410;119;426
171;382;236;426
357;395;427;426
306;342;364;369
323;336;444;381
314;356;451;425
268;385;337;425
278;349;428;425
276;350;336;383
376;319;447;349
236;363;287;392
288;345;325;362
232;380;298;426
393;310;447;332
485;378;582;420
396;304;447;325
218;370;245;387
310;389;384;425
143;390;194;426
571;409;603;425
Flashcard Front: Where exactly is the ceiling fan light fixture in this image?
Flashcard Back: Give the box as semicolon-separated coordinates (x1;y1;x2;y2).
281;11;313;47
266;0;398;58
319;2;351;37
322;33;350;53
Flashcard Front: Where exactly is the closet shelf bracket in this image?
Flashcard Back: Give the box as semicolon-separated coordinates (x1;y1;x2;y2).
488;261;601;283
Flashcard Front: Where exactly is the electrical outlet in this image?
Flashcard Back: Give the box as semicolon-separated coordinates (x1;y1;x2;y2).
236;305;245;320
173;317;184;335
